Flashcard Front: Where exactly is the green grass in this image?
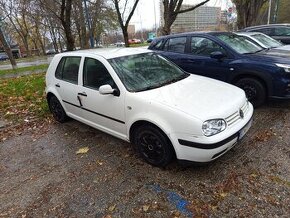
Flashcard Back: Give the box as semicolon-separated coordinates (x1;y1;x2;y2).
0;56;48;65
0;73;49;123
129;42;150;47
0;64;49;76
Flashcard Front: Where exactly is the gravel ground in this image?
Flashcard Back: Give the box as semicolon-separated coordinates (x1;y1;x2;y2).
0;101;290;217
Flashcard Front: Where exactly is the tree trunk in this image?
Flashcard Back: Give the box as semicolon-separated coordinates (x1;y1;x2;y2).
122;28;129;47
75;0;89;49
60;0;74;51
0;27;17;69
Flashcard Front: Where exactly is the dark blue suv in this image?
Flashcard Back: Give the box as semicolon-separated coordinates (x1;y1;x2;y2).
148;32;290;107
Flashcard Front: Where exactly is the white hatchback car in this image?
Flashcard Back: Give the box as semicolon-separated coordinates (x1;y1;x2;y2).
45;48;253;167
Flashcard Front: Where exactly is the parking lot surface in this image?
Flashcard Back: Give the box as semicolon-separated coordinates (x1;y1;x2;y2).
0;101;290;217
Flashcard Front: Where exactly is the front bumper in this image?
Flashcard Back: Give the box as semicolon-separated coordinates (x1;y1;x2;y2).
172;104;254;163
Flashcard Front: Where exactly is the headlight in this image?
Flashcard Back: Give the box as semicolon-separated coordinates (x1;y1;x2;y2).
202;119;226;137
275;63;290;73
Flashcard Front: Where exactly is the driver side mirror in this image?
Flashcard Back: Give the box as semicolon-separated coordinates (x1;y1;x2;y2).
99;85;120;96
210;51;226;60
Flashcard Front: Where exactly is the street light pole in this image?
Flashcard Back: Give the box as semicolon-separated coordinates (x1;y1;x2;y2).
267;0;272;24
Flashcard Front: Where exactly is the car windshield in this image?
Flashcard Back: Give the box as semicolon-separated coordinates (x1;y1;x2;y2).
217;34;263;54
109;53;189;92
252;33;282;48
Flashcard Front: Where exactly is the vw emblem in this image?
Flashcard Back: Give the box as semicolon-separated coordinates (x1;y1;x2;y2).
239;109;244;119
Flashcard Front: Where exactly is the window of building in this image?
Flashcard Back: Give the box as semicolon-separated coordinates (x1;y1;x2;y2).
83;58;115;90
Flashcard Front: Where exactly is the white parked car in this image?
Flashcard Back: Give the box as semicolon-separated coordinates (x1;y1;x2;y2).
237;32;290;51
45;48;253;167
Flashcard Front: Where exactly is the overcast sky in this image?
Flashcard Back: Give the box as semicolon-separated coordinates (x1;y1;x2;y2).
130;0;232;30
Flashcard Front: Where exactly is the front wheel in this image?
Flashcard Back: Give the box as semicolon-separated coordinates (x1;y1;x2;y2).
235;78;266;107
133;125;174;167
48;95;68;123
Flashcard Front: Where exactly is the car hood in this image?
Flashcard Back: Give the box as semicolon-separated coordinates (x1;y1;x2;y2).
273;45;290;51
135;75;246;121
244;50;290;64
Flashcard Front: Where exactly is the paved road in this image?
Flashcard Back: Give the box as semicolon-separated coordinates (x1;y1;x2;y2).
0;101;290;217
0;57;52;70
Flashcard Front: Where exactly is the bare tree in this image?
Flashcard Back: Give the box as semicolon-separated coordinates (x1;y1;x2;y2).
232;0;268;29
0;27;17;69
39;0;75;51
0;0;33;56
113;0;140;47
161;0;210;35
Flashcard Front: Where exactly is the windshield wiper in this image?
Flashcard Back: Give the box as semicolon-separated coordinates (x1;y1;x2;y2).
244;48;266;54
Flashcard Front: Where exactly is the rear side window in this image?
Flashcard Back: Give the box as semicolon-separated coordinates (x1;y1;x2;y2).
254;28;273;35
164;37;187;53
151;40;164;50
55;56;81;84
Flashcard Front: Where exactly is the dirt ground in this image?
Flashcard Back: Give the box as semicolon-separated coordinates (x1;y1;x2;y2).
0;100;290;218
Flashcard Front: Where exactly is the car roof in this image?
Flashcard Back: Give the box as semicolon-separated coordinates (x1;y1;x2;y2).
56;47;151;59
236;32;261;36
153;31;232;40
243;23;290;30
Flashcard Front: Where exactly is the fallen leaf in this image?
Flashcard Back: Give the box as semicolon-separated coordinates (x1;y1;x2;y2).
142;205;150;212
96;160;103;166
76;147;89;154
108;205;116;212
219;192;228;198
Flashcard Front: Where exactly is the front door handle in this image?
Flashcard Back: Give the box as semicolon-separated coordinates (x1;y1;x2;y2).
55;83;60;88
78;92;87;97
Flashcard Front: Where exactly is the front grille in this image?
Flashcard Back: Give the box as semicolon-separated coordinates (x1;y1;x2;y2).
225;101;249;127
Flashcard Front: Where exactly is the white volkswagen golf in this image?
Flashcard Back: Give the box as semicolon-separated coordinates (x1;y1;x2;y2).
45;48;253;167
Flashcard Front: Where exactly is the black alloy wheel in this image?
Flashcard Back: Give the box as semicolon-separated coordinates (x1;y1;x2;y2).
235;78;266;107
48;96;68;123
134;125;174;167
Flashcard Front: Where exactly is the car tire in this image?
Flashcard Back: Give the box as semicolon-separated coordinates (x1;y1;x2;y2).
235;78;266;107
48;95;68;123
133;125;174;167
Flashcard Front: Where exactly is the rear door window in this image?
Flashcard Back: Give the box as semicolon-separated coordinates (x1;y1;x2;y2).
55;56;81;84
164;37;187;53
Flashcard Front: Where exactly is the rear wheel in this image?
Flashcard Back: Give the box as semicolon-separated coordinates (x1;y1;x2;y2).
235;78;266;107
48;95;68;123
133;125;174;167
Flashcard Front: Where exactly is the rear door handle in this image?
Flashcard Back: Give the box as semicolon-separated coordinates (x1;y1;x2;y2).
55;83;60;87
78;92;87;97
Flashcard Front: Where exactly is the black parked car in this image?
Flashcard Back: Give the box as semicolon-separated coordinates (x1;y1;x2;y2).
148;32;290;107
240;24;290;44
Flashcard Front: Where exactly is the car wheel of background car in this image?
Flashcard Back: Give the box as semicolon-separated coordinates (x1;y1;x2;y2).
133;125;174;167
48;95;68;123
235;78;266;107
